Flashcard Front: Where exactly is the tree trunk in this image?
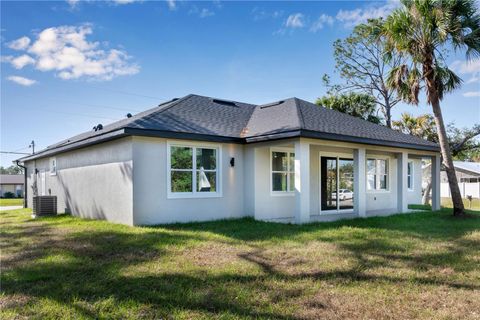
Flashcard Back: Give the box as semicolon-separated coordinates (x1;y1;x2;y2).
385;98;392;128
424;64;465;216
422;180;431;205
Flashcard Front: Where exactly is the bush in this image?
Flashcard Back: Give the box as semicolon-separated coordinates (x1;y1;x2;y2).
3;191;15;198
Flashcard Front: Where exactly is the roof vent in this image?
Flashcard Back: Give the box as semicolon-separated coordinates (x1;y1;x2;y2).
158;98;178;106
260;100;284;109
126;113;132;118
93;124;103;131
212;99;237;107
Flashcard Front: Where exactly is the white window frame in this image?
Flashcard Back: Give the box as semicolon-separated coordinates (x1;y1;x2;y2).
407;160;414;191
50;157;57;176
270;147;295;196
366;157;389;192
167;141;222;199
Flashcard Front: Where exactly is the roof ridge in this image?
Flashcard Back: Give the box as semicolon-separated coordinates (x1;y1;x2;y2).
292;97;306;129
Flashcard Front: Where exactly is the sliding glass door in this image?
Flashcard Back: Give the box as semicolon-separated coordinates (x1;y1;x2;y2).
321;157;354;211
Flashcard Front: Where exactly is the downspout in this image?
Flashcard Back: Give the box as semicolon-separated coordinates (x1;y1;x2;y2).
15;160;27;208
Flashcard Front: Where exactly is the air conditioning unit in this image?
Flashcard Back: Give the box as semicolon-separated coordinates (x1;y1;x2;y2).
32;196;57;217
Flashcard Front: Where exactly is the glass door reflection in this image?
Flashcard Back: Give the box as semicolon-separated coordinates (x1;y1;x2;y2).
321;157;354;211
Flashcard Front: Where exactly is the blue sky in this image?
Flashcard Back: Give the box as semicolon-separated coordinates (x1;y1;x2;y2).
1;0;479;166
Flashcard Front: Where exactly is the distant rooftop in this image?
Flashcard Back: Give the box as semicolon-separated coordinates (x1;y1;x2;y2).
453;161;480;175
0;174;24;184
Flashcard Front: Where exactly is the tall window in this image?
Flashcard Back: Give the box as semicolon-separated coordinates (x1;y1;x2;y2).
50;157;57;176
169;144;220;197
271;150;295;193
407;161;414;190
367;158;388;190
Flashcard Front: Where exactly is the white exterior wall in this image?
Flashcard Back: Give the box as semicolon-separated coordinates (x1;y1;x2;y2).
131;137;246;225
22;135;433;226
24;138;134;225
248;145;295;222
365;153;398;213
248;139;430;222
407;159;423;204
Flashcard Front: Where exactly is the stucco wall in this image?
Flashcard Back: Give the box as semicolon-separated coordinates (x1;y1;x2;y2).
250;146;296;222
24;137;134;225
407;159;423;204
131;137;246;225
365;152;398;213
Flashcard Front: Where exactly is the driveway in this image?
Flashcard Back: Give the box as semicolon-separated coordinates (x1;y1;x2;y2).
0;206;23;211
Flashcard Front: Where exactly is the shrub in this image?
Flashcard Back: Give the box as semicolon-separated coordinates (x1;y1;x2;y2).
3;191;15;198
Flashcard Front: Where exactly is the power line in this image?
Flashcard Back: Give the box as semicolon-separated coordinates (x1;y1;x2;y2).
12;95;147;113
86;85;168;100
6;104;123;121
0;151;30;155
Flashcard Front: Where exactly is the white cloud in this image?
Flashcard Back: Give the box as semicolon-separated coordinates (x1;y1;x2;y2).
251;7;283;21
166;0;176;10
66;0;80;8
112;0;137;4
310;14;334;32
336;0;400;28
285;13;305;28
7;75;37;86
10;54;35;69
463;91;480;97
7;36;31;50
450;59;480;84
199;8;214;18
66;0;139;8
4;24;139;81
189;6;215;18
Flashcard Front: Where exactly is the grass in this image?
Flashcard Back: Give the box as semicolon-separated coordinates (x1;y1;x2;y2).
1;208;479;319
408;197;480;211
0;198;23;206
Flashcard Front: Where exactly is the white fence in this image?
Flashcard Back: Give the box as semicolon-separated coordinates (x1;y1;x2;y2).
441;182;480;198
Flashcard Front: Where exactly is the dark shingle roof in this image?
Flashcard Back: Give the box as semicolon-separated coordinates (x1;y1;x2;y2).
18;94;439;162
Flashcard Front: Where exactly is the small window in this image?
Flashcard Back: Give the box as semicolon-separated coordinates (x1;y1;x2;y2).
367;158;388;190
407;161;414;190
50;157;57;176
271;149;295;193
168;144;220;197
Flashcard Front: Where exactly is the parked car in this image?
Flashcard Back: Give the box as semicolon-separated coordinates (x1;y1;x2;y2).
332;189;353;200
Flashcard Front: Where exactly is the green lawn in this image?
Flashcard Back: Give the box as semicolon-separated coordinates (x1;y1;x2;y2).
1;208;479;319
0;198;23;206
408;197;480;211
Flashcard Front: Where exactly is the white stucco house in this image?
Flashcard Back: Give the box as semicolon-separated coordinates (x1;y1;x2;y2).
17;94;441;225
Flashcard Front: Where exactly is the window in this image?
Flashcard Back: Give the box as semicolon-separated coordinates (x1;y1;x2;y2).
366;158;388;190
407;161;414;190
50;157;57;176
168;143;220;198
271;149;295;193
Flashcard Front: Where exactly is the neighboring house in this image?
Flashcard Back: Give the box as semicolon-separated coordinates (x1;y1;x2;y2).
441;161;480;183
439;161;480;199
0;174;24;198
17;94;441;225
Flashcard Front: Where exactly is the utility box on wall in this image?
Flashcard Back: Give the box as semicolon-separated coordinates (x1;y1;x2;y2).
32;196;57;216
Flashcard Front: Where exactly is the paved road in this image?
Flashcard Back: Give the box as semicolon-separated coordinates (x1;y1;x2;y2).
0;206;23;211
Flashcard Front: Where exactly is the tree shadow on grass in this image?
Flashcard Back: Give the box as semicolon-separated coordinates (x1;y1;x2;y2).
2;210;480;319
160;209;480;242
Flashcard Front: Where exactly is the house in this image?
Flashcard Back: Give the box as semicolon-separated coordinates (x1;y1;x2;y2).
0;174;24;198
17;94;441;225
441;161;480;183
439;161;480;199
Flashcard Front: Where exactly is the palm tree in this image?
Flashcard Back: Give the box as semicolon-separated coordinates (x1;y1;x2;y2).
382;0;480;216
